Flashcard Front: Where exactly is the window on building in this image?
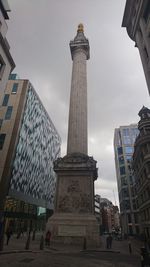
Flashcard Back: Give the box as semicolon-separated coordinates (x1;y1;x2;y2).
12;83;18;94
131;128;139;136
2;94;9;106
123;136;131;145
119;156;124;165
131;128;139;143
120;166;125;175
122;188;129;198
122;129;131;145
5;106;13;120
117;147;123;155
125;146;133;154
0;134;6;149
126;155;132;161
143;1;150;23
123;129;130;135
124;200;131;210
121;177;127;186
128;213;131;223
9;73;18;80
0;119;3;130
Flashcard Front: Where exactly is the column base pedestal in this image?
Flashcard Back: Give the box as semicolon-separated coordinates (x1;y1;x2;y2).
47;153;99;248
46;212;100;248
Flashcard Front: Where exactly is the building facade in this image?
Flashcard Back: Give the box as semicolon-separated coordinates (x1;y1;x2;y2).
100;198;120;234
0;75;61;215
0;0;15;96
133;106;150;239
114;124;139;235
122;0;150;95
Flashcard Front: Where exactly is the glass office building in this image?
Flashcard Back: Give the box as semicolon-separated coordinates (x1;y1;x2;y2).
114;124;139;235
0;77;61;212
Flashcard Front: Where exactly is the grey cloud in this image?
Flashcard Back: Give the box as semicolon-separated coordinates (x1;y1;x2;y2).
7;0;150;206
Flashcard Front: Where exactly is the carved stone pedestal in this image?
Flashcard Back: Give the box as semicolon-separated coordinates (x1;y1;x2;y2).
46;153;100;248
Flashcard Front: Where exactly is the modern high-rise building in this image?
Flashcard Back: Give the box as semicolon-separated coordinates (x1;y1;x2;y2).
0;0;15;95
0;75;61;213
133;106;150;239
114;124;139;235
122;0;150;95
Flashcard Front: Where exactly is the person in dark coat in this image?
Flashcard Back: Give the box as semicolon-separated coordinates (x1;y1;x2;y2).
106;234;113;249
6;227;13;245
45;230;51;246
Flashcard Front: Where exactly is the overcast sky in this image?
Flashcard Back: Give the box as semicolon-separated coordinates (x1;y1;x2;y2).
7;0;150;206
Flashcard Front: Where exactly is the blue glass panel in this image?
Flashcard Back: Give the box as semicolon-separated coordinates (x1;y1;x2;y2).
126;155;132;160
125;146;133;154
122;129;130;136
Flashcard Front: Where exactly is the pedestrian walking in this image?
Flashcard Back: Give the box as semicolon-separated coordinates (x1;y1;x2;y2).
108;234;113;249
140;247;150;267
40;234;44;250
45;230;51;246
106;234;113;249
106;235;109;249
128;240;132;254
6;227;13;245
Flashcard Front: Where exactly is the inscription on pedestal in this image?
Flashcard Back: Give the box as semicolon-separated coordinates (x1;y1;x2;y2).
58;225;86;236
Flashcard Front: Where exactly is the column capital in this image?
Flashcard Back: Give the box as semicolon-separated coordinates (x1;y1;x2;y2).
70;24;90;60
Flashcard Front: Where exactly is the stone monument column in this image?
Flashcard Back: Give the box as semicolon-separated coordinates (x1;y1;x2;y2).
46;24;99;248
67;23;89;155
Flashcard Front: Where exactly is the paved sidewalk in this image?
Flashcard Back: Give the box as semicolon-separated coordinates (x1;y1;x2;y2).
1;233;143;256
0;234;142;267
100;235;144;255
3;232;43;252
0;251;141;267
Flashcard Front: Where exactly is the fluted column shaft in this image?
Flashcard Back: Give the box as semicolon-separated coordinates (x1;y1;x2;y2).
67;49;88;155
